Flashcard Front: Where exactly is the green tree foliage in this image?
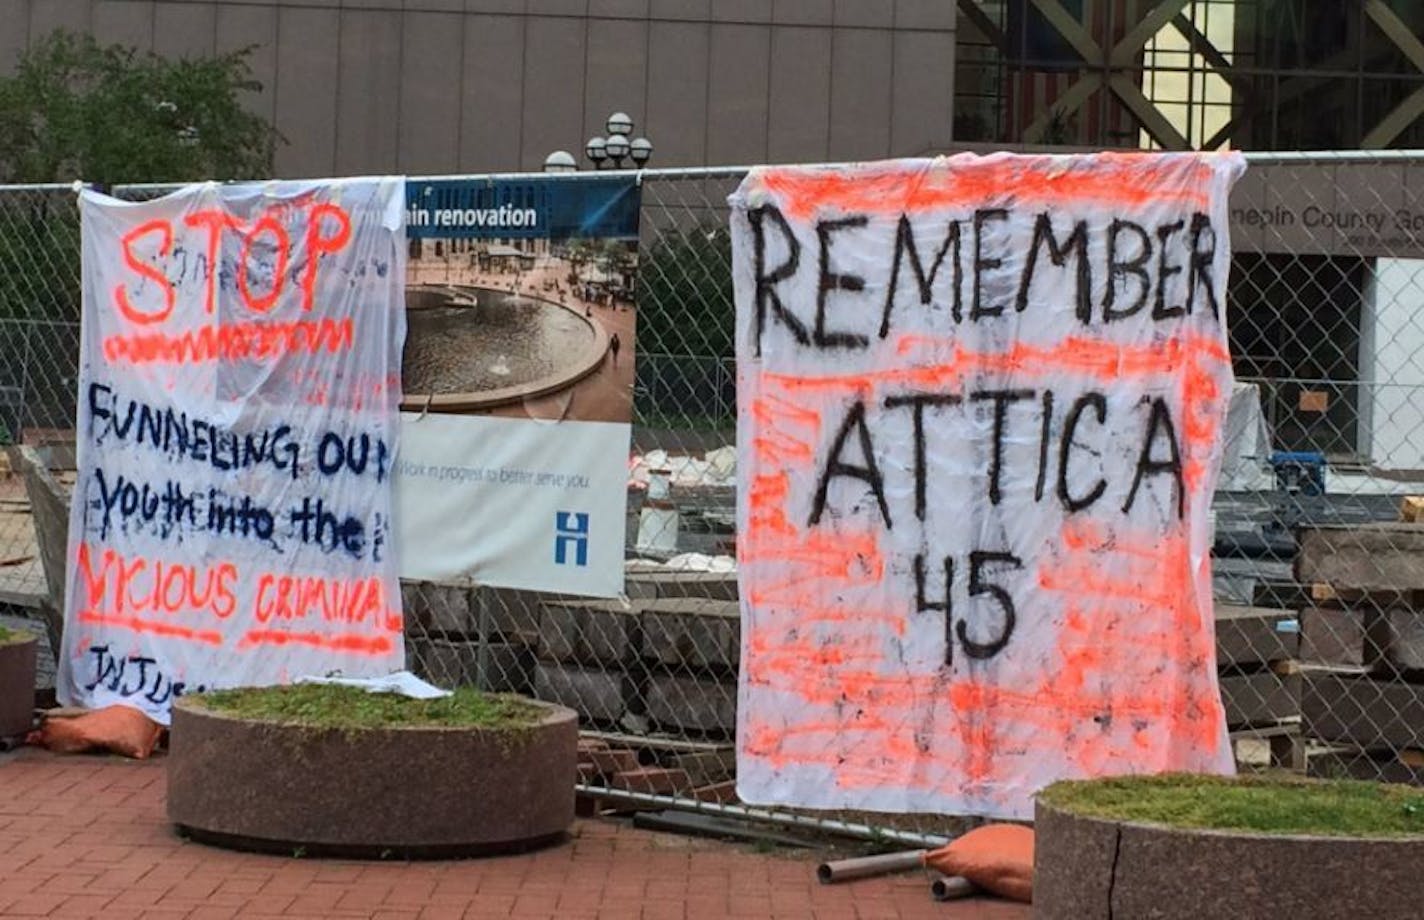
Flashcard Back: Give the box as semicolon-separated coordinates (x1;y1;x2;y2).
0;30;279;185
0;192;79;320
633;225;736;428
0;30;281;321
636;225;734;358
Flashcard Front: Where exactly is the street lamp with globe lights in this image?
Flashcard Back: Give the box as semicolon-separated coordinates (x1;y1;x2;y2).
580;112;652;170
542;150;578;173
603;131;630;163
584;136;608;168
606;112;634;137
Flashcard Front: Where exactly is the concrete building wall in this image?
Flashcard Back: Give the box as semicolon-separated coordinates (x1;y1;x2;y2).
0;0;957;177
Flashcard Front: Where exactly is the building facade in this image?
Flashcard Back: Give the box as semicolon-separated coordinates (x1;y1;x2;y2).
0;0;958;177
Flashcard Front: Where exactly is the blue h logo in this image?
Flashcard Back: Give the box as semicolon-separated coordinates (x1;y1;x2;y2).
554;512;589;566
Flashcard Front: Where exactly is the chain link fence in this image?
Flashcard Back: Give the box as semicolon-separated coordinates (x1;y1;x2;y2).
6;154;1424;842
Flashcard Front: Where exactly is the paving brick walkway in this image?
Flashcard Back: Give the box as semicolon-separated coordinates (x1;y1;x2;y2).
0;750;1029;919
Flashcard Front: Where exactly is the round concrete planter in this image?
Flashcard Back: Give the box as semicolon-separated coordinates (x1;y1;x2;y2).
0;631;38;738
1035;797;1424;919
167;694;578;858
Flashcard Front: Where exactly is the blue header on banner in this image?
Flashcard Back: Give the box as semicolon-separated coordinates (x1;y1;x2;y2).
405;176;640;241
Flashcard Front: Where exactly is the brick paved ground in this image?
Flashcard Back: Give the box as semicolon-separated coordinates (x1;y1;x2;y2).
0;749;1030;919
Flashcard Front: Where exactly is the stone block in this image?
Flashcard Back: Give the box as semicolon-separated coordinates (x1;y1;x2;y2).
622;578;662;601
626;570;739;602
401;581;477;635
1300;606;1365;666
1306;748;1424;785
1214;605;1298;666
1365;607;1424;673
405;637;440;683
485;643;534;695
32;442;77;471
1302;668;1424;750
1297;524;1424;592
640;599;739;670
1219;670;1299;727
409;638;533;695
1253;580;1313;611
482;586;543;640
534;662;628;724
646;672;736;734
539;600;638;664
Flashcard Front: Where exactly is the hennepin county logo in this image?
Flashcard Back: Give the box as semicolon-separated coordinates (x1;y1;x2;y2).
554;512;590;567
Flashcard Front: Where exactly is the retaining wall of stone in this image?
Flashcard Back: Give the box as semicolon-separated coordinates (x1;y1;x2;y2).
403;571;739;737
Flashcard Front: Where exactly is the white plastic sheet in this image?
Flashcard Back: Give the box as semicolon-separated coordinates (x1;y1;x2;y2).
294;671;450;700
731;153;1244;818
628;447;738;489
1218;382;1274;492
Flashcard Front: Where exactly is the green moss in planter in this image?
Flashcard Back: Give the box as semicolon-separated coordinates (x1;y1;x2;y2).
1039;773;1424;837
0;626;36;645
190;684;546;732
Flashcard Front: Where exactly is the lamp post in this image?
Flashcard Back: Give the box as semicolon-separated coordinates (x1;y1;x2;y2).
542;150;578;173
582;112;654;170
541;111;649;314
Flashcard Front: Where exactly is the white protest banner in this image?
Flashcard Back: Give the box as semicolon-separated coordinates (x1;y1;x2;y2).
730;153;1245;819
64;179;407;723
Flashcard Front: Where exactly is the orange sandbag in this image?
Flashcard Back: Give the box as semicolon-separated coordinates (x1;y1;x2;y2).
923;823;1034;904
28;705;163;759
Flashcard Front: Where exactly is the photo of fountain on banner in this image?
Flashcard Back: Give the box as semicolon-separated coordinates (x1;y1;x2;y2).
729;152;1245;819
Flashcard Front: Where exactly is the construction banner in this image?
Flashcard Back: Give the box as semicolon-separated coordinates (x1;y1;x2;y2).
394;176;639;597
65;179;408;722
730;153;1245;818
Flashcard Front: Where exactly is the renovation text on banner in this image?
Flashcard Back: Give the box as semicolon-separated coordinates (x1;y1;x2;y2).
63;179;408;723
730;153;1245;819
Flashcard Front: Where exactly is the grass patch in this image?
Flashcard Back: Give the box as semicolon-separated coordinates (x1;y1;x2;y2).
1039;773;1424;837
190;683;546;732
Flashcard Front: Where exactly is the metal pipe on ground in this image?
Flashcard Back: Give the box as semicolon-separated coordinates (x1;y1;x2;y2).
575;783;953;848
816;850;926;884
930;873;977;901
